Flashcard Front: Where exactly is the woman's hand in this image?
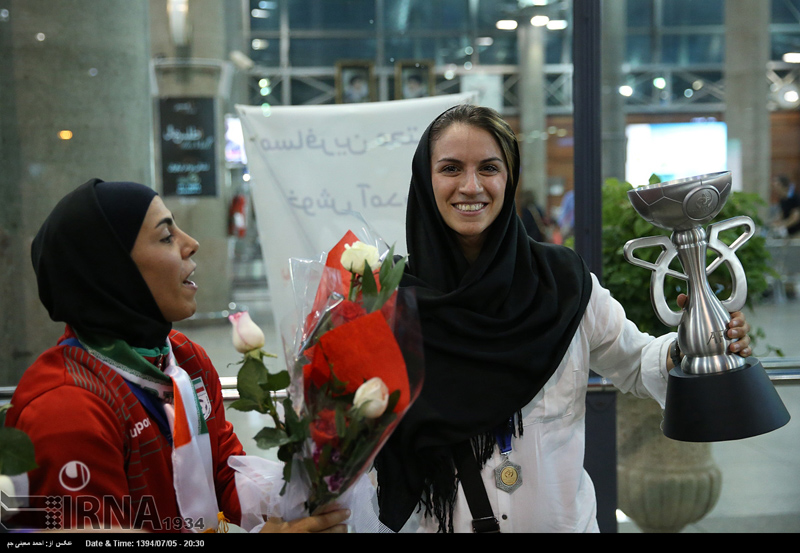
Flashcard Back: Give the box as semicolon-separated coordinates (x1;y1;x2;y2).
726;310;752;357
676;294;753;358
259;509;351;533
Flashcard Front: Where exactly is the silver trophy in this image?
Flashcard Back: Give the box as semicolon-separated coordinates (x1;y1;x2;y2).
623;171;790;442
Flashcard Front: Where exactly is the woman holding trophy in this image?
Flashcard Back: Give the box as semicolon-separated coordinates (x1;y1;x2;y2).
373;104;753;533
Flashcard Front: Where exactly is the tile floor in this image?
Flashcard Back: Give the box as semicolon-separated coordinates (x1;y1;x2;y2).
175;286;800;533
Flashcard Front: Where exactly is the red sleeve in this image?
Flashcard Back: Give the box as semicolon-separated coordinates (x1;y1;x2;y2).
14;386;132;530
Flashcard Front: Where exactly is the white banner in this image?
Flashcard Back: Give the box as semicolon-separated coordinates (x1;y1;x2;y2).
237;93;476;330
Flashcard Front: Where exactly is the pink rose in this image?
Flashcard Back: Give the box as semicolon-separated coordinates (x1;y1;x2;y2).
228;311;265;353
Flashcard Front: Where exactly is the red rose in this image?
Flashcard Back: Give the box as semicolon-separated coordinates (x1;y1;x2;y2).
310;408;339;448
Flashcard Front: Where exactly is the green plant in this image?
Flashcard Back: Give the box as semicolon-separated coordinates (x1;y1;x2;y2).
598;176;780;355
0;404;37;476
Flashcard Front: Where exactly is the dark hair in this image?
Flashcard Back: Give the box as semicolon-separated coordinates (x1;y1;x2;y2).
428;104;519;189
775;175;791;190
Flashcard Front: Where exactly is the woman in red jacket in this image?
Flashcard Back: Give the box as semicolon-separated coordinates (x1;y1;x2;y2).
6;179;348;534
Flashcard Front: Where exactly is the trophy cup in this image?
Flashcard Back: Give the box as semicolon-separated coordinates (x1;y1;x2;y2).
623;171;790;442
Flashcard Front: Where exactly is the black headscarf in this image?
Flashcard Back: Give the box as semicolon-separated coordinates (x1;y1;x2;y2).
375;106;593;532
31;178;171;349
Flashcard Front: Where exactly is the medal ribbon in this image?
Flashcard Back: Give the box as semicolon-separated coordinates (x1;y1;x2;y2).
493;417;514;455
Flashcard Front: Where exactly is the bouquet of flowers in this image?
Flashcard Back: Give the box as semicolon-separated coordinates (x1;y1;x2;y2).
227;230;424;530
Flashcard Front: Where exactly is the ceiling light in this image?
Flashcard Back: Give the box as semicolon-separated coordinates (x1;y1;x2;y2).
531;15;550;27
496;20;518;30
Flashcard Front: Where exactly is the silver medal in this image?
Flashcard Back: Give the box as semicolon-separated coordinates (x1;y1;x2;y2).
494;458;522;494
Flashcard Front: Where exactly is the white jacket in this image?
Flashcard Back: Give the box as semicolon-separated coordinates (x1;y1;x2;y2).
400;273;674;533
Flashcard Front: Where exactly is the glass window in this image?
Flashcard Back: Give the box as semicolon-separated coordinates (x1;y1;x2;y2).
385;36;445;65
626;0;652;28
671;71;724;104
250;76;284;105
249;0;280;31
475;0;517;33
661;0;724;26
289;0;377;31
476;34;518;65
545;73;570;108
290;38;377;66
771;31;800;61
544;29;568;65
291;76;336;104
249;38;281;66
385;0;471;32
626;34;652;66
771;0;800;23
661;34;724;65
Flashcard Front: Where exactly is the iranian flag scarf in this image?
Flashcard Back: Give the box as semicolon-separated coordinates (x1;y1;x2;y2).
73;330;222;532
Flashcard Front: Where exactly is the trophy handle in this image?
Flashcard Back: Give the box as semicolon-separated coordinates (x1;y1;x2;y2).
705;215;755;314
623;235;686;327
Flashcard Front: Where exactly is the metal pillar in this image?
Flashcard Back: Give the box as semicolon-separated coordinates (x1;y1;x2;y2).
0;0;153;384
573;0;617;534
724;0;771;203
518;22;549;206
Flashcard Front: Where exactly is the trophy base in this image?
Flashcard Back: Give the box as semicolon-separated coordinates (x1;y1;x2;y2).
662;357;791;442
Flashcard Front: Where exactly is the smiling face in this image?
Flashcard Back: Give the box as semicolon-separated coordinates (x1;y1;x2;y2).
130;196;200;322
431;122;509;262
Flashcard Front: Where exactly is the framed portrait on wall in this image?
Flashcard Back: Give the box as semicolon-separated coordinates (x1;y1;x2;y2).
395;60;435;100
335;60;376;104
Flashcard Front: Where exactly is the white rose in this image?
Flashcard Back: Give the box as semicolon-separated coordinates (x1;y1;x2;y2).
0;475;17;510
228;311;265;353
352;377;389;418
0;475;14;497
340;241;381;276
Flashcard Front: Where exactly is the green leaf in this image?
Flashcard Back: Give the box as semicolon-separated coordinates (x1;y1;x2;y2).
316;444;332;474
0;427;37;476
262;369;291;392
324;366;348;396
385;390;400;414
335;404;347;438
381;254;406;293
379;244;397;283
277;443;296;464
361;260;379;299
253;427;292;450
0;404;9;427
368;252;407;312
358;245;407;313
303;456;319;482
280;458;293;494
228;398;265;413
282;398;310;441
236;356;269;404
